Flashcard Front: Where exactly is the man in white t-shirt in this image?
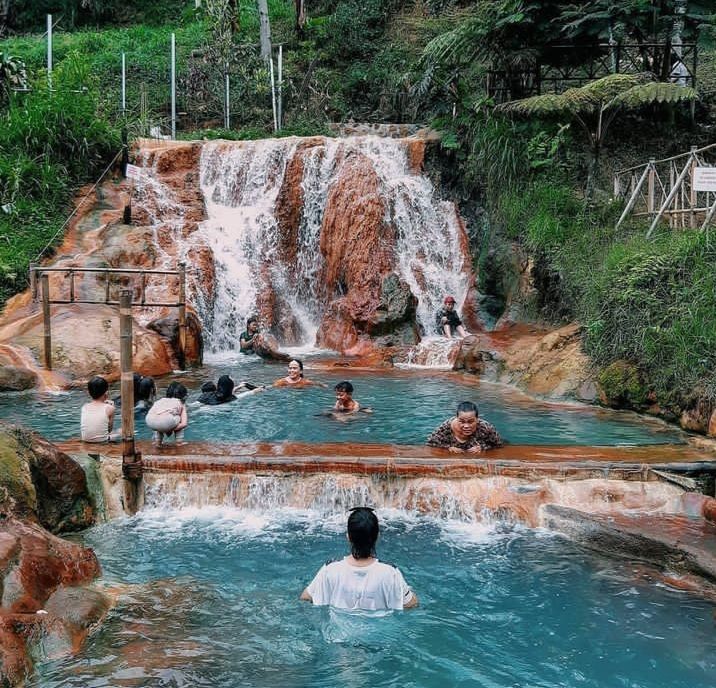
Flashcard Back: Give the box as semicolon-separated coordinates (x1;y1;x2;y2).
300;507;418;612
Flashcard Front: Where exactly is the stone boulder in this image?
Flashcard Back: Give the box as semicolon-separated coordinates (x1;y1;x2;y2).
365;273;419;346
253;333;291;362
146;311;204;367
0;425;97;533
452;335;490;375
12;304;174;382
0;518;105;687
493;324;597;401
0;367;37;392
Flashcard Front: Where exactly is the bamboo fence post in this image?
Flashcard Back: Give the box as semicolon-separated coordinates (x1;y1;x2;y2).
647;160;655;216
689;146;698;229
119;289;142;514
178;262;187;370
30;262;38;301
41;273;52;370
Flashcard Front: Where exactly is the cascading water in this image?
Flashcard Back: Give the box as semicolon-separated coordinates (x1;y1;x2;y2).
191;135;473;354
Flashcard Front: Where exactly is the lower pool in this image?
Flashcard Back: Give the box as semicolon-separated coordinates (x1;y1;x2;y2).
0;357;684;446
29;508;715;688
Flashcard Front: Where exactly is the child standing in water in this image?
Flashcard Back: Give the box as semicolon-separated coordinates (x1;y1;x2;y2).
80;376;121;443
145;381;188;446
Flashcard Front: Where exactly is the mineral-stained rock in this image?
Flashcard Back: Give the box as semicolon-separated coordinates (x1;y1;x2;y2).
146;311;204;367
12;304;174;382
0;518;99;613
0;367;37;392
452;335;486;375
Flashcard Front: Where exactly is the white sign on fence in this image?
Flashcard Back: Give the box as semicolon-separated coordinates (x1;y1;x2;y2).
125;164;142;181
693;167;716;192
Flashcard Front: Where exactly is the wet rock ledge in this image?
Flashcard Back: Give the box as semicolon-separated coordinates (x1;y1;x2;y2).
0;424;107;687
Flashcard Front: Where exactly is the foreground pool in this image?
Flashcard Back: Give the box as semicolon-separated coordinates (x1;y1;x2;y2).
30;509;715;688
0;360;684;446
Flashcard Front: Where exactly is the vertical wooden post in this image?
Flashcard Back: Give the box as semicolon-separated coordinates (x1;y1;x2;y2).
647;160;655;216
120;289;142;514
178;262;187;370
689;146;698;229
105;273;110;303
69;270;75;303
41;274;52;370
30;262;38;301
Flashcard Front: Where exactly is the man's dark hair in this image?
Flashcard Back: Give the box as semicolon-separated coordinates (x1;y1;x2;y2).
216;375;235;399
137;376;156;402
87;376;109;400
456;401;478;416
347;507;378;559
335;380;353;394
247;316;258;327
201;381;217;393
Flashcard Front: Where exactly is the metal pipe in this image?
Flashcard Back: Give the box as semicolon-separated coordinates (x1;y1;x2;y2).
121;52;126;116
171;33;177;139
278;44;283;130
47;14;53;90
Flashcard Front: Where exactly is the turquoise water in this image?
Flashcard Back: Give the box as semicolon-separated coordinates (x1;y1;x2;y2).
0;359;682;446
29;509;715;688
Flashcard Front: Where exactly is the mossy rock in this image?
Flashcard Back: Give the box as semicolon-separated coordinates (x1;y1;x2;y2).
597;360;648;409
0;424;96;532
0;428;37;519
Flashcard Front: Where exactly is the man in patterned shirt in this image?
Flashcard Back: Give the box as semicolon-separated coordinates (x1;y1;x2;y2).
426;401;503;454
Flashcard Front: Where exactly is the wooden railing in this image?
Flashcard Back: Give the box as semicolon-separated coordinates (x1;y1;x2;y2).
613;143;716;236
29;264;188;371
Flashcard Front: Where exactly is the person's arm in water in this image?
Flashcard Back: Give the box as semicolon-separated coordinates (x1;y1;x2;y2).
299;589;312;602
404;591;419;609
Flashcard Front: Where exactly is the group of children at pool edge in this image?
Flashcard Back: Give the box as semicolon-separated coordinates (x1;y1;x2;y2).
79;366;368;447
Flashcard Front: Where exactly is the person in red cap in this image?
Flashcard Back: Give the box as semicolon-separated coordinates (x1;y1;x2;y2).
435;295;469;338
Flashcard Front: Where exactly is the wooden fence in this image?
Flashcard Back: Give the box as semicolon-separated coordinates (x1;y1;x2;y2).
29;264;187;371
613;143;716;237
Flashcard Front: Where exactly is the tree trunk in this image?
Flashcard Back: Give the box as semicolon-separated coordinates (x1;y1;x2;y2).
0;0;11;37
295;0;306;38
257;0;271;62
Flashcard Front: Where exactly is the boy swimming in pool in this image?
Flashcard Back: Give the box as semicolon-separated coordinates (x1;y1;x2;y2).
333;380;371;415
300;507;418;611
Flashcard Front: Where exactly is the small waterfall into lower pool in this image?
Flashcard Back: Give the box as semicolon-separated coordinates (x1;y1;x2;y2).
143;472;503;522
191;136;473;353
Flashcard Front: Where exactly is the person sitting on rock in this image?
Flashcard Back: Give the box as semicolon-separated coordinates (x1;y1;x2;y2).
427;401;502;454
300;507;418;612
80;376;121;443
239;317;260;354
435;295;469;338
274;359;327;388
134;376;156;420
146;381;188;447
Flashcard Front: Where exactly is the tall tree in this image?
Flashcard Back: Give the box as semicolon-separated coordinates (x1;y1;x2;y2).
257;0;272;62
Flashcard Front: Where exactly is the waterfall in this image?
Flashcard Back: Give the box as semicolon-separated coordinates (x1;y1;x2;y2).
143;472;493;522
192;136;472;354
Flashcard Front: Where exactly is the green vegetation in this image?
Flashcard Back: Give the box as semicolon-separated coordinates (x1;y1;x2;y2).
0;0;715;412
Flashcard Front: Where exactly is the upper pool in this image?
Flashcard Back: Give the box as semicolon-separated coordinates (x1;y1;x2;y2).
0;356;684;446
